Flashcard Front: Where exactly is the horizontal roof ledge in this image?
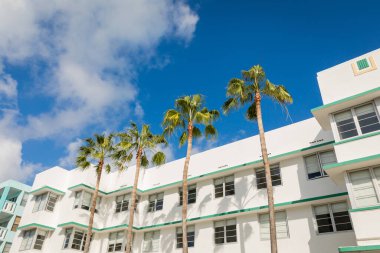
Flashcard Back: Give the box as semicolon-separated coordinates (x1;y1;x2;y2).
30;186;65;196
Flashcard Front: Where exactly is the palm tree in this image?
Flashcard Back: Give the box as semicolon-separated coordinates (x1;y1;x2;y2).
162;94;219;253
223;65;292;253
115;122;167;253
76;134;117;253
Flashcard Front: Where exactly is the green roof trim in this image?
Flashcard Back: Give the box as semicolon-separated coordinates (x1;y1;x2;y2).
323;153;380;171
334;131;380;146
311;87;380;112
30;186;65;195
18;223;55;231
67;141;335;195
349;205;380;213
339;245;380;252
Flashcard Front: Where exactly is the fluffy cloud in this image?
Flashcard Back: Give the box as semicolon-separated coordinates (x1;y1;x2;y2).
0;0;199;182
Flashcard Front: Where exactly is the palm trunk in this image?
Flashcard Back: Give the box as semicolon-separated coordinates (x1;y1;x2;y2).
83;160;103;253
255;92;278;253
125;148;142;253
182;124;193;253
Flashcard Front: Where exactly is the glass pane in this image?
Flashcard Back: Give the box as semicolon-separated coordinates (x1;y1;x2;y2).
355;104;380;134
319;151;337;166
305;155;320;177
335;110;358;139
350;170;379;207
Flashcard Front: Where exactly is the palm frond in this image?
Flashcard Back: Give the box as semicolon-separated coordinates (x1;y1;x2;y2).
152;151;166;166
246;101;258;121
140;155;149;168
179;131;188;147
205;125;217;139
192;126;202;139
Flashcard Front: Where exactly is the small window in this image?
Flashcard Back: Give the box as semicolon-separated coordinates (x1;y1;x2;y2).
148;193;164;212
20;229;48;251
214;219;237;244
74;190;101;213
352;56;377;75
33;192;58;212
259;211;289;240
304;150;337;179
349;167;380;207
314;202;352;234
334;103;380;140
214;175;235;198
20;193;29;207
179;185;196;205
176;225;195;248
143;230;160;252
256;164;281;189
115;194;130;213
11;216;21;232
108;231;125;252
63;228;89;251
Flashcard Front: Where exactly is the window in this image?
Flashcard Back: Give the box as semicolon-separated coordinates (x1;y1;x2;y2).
214;219;237;244
334;103;380;140
11;216;21;232
108;231;125;252
74;190;101;212
3;243;11;253
214;175;235;198
20;229;48;251
176;225;195;248
259;211;288;240
179;185;196;205
304;150;337;179
33;192;58;212
349;167;380;207
143;231;160;252
314;202;352;234
148;193;164;212
62;228;89;251
20;193;29;207
256;164;281;189
115;194;130;213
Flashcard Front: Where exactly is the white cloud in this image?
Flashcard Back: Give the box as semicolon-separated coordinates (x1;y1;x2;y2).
59;138;83;169
0;0;199;181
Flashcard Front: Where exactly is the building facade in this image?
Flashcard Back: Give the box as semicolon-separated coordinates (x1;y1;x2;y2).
10;49;380;253
0;180;31;253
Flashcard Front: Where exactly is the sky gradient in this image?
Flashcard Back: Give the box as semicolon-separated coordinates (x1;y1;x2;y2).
0;0;379;184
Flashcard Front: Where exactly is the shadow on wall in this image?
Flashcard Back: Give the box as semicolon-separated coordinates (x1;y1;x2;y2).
161;227;176;253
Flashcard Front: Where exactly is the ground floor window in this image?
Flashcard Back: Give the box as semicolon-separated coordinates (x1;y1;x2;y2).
143;230;160;252
62;228;90;251
176;225;195;248
313;202;352;234
108;231;125;252
214;219;237;244
20;229;48;251
259;211;289;240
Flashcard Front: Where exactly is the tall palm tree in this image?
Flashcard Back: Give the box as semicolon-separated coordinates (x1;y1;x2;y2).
115;122;167;253
76;134;117;253
223;65;292;253
162;94;219;253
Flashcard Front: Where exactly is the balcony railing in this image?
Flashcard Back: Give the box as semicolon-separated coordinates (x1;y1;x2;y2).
0;227;7;240
2;201;16;213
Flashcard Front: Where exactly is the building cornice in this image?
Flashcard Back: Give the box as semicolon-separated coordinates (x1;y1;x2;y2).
339;244;380;252
30;186;65;196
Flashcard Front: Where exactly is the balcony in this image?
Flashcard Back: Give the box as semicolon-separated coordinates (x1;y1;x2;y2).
0;227;7;240
2;201;16;214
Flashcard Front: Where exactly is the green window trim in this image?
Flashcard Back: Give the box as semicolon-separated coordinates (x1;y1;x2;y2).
349;205;380;213
339;244;380;252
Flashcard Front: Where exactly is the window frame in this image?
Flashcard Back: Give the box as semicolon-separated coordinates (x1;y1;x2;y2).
62;227;90;251
213;218;237;245
179;184;197;206
32;192;59;213
147;193;164;213
347;166;380;209
303;150;337;180
312;201;353;235
107;231;126;252
115;193;130;213
258;210;289;240
73;190;101;213
20;192;29;207
176;225;195;248
214;175;235;198
255;164;282;189
142;230;160;252
20;228;48;251
333;101;380;141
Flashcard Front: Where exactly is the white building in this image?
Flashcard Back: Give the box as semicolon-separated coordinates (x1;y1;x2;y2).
10;49;380;253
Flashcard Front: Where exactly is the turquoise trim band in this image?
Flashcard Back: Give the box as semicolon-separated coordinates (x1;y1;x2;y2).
323;153;380;171
57;192;348;232
68;141;335;195
334;131;380;146
30;186;65;195
350;205;380;213
339;245;380;252
18;223;55;231
312;87;380;112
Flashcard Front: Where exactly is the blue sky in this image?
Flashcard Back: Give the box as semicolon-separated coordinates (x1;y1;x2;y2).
0;0;379;184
